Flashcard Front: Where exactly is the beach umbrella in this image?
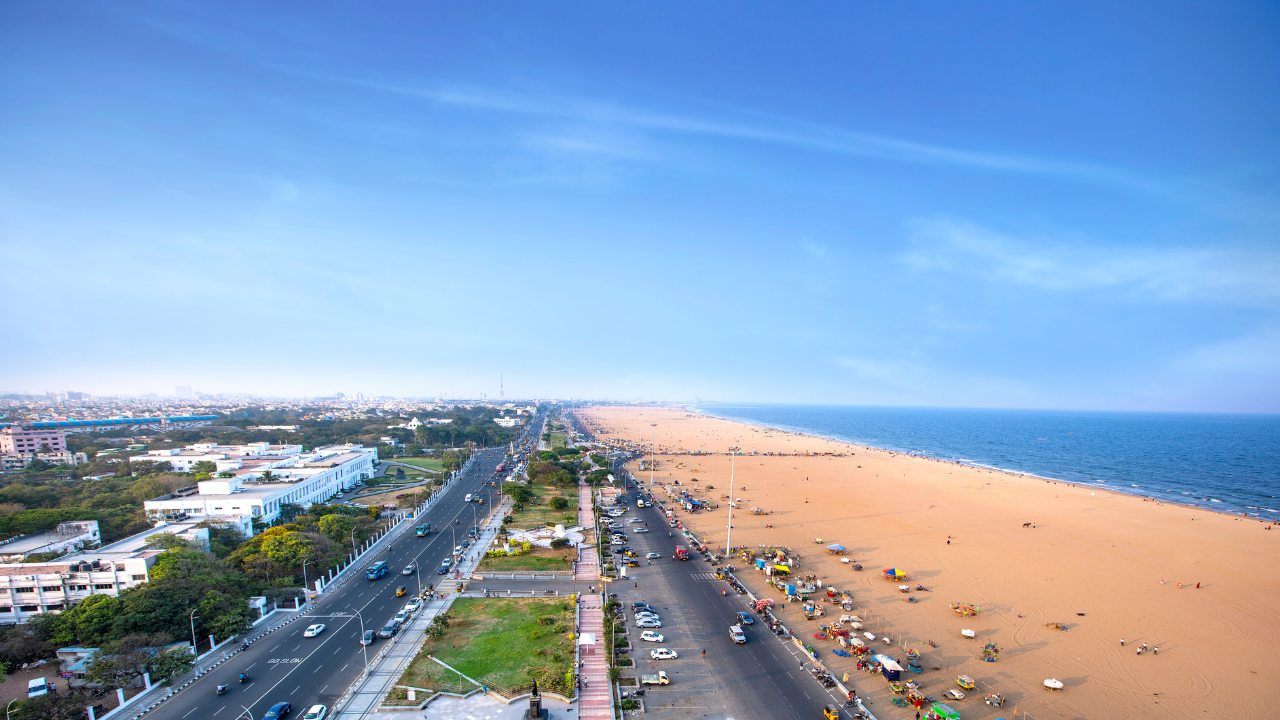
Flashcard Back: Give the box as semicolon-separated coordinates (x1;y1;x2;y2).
929;703;961;720
827;544;847;552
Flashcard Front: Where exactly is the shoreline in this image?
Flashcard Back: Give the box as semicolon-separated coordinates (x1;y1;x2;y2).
579;404;1280;719
689;404;1278;524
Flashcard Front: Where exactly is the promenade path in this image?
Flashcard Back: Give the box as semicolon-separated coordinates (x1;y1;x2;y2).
575;481;610;720
576;483;599;581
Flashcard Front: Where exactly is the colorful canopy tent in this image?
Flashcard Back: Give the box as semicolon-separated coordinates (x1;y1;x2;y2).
875;654;904;681
883;568;906;579
826;544;847;553
928;703;961;720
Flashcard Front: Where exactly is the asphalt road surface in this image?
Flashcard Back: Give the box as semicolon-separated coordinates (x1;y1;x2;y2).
147;419;543;720
618;485;851;720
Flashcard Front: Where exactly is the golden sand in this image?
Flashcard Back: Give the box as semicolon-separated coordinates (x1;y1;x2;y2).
579;405;1280;719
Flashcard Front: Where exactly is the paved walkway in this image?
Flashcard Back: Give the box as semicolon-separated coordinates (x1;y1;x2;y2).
422;692;573;720
576;593;611;720
576;483;599;581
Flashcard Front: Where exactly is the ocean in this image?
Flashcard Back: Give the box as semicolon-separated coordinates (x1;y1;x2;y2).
691;404;1280;520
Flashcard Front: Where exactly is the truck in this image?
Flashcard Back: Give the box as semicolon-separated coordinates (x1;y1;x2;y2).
640;671;669;686
675;546;689;561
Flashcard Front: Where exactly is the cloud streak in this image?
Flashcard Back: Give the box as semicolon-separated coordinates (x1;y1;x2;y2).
904;218;1280;309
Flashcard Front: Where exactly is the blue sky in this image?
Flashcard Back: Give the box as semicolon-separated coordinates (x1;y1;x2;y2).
2;1;1278;411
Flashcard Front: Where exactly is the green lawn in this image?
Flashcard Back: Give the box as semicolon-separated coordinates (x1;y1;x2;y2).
548;433;566;449
390;458;445;472
511;481;578;528
479;545;575;571
396;598;574;697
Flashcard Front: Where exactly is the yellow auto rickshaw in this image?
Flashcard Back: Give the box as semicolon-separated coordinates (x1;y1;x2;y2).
822;704;840;720
396;586;407;597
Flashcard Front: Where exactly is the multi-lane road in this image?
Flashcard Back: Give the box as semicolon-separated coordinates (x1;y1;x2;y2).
148;419;543;720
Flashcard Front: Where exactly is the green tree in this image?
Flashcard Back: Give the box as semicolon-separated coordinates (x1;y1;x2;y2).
549;497;569;510
190;461;217;475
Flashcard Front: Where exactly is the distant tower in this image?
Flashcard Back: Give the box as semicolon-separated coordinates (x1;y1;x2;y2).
500;374;505;400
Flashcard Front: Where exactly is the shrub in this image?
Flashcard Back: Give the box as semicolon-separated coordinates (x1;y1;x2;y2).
549;497;569;510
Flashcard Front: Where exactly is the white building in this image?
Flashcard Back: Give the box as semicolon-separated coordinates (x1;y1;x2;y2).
132;441;303;473
142;444;377;532
0;521;209;625
0;521;101;562
494;416;523;428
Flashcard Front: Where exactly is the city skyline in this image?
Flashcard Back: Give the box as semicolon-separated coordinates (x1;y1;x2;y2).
2;3;1278;412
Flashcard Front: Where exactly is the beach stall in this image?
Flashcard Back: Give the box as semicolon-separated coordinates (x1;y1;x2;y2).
883;568;907;581
875;654;905;681
926;703;961;720
826;544;848;555
773;564;792;576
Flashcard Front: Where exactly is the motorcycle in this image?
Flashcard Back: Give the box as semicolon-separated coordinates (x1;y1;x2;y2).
216;685;227;696
238;673;249;684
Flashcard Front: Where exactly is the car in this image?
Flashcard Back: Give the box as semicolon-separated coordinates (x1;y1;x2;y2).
436;565;449;575
650;648;678;660
302;705;328;720
736;612;755;625
730;625;746;643
379;623;399;638
635;528;650;534
636;618;662;628
394;610;411;625
263;702;292;719
629;518;643;523
632;602;655;612
454;545;464;553
635;613;660;623
402;563;417;575
403;598;421;613
461;539;471;549
361;630;376;645
646;552;662;559
639;630;664;643
303;623;326;637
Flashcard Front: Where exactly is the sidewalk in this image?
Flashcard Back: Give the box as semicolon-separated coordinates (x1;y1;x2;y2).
577;594;610;720
576;483;599;581
332;498;511;719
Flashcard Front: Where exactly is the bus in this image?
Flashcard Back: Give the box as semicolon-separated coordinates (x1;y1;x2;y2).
367;561;389;580
415;525;430;537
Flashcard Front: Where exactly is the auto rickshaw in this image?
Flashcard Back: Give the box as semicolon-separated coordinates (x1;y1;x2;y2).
822;704;840;720
956;675;976;690
396;586;407;597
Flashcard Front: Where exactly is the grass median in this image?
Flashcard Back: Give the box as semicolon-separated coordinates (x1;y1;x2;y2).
393;598;575;700
479;545;575;572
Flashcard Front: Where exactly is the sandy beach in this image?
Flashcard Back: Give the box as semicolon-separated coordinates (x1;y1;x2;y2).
579;405;1280;719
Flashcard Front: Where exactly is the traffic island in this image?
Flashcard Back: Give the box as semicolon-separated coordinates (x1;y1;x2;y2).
388;597;575;704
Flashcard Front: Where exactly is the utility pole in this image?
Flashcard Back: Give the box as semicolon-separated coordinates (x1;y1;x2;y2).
726;447;739;554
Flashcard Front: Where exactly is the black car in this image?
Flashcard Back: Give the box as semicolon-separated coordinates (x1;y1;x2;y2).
263;702;291;719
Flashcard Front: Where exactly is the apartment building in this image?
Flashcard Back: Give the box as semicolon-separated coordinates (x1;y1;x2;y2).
0;522;208;625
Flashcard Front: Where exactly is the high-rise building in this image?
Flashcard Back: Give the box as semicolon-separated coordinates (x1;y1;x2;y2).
175;385;193;398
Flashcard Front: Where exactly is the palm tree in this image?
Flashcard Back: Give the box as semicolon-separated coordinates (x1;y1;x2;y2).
260;470;277;482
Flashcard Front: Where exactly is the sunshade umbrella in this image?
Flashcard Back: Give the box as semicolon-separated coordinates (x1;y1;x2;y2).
827;544;847;552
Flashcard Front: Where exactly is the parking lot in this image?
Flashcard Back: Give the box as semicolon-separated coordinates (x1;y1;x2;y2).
602;491;837;720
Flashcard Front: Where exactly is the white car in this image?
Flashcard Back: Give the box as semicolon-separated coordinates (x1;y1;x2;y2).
635;529;650;534
635;611;660;620
402;563;416;575
636;618;662;628
303;705;328;720
646;552;662;559
402;599;421;613
629;518;643;523
303;624;326;638
650;648;678;660
639;631;664;643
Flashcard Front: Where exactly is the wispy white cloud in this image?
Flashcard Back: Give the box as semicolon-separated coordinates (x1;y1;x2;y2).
904;218;1280;309
331;80;1156;189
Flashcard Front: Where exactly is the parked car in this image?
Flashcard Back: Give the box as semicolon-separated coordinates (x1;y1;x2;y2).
361;630;376;645
636;618;662;628
403;598;422;613
303;624;326;637
639;631;664;643
378;623;400;639
650;648;678;660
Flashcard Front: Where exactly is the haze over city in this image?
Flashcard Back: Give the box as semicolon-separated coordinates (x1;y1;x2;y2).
3;2;1279;411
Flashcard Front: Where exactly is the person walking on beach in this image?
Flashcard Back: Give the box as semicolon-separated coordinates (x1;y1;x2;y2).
1154;647;1159;655
1120;638;1124;646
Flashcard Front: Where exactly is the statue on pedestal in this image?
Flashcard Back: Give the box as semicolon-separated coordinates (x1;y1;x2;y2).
525;679;550;720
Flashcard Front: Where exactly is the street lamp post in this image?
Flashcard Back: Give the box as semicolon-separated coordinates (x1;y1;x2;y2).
189;609;200;657
649;423;657;488
301;556;313;594
726;447;739;555
351;607;370;673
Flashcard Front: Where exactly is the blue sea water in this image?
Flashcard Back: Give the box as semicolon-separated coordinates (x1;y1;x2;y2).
691;404;1280;520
